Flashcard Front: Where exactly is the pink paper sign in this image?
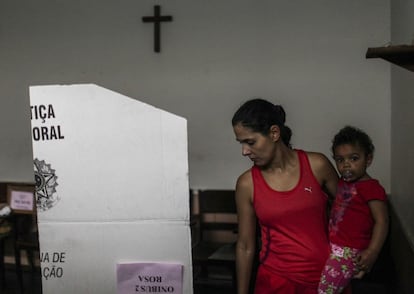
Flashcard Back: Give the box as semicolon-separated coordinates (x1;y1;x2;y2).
117;262;183;294
10;190;34;211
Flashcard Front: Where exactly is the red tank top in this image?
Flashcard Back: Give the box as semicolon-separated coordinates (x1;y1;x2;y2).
252;149;330;287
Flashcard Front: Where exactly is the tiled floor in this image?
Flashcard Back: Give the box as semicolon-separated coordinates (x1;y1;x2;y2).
4;264;229;294
1;263;396;294
194;284;233;294
192;262;397;294
193;265;236;294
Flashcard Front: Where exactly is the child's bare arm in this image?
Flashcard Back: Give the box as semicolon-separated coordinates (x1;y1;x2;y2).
355;200;389;277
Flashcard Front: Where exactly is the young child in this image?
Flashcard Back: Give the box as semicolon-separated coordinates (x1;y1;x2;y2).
318;126;389;294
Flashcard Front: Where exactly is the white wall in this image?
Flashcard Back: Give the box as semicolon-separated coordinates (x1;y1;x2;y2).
0;0;390;191
391;0;414;246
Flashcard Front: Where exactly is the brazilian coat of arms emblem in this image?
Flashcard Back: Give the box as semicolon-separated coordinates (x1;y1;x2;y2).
34;158;60;211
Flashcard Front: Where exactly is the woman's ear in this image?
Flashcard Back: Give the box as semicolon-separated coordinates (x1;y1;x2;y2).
269;125;281;142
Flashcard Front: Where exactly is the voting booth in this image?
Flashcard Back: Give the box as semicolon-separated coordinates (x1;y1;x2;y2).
30;84;192;294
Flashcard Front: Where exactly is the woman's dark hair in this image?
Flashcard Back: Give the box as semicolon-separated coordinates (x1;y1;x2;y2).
332;126;375;156
232;98;292;147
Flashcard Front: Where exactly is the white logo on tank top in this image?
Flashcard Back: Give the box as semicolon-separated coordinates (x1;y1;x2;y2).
304;187;312;193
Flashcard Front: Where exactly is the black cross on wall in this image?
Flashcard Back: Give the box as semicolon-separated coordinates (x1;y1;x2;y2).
142;5;173;53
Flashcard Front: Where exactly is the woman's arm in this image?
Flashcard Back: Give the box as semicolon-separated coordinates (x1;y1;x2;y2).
307;152;339;199
235;171;257;294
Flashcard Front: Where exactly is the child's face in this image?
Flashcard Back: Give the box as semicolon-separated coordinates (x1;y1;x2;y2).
333;143;372;182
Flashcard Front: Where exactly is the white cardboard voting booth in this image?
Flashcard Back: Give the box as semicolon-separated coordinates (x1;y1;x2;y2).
30;84;193;294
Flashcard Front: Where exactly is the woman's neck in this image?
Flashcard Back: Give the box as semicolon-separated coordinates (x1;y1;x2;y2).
265;144;296;172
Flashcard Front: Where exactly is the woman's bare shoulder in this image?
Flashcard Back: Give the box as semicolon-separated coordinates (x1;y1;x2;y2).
304;150;338;196
236;169;253;188
236;169;254;204
305;151;332;169
304;150;337;179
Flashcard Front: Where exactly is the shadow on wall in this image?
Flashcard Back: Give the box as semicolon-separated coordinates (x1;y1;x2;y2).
388;202;414;294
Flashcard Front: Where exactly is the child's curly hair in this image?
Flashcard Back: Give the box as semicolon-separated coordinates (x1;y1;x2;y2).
332;126;375;156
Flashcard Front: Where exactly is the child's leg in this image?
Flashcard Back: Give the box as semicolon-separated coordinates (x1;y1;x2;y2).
318;243;360;294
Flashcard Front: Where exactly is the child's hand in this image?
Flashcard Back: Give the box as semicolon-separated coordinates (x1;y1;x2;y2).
353;270;366;279
354;248;378;277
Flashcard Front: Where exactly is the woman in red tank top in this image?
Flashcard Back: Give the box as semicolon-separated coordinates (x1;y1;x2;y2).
231;98;345;294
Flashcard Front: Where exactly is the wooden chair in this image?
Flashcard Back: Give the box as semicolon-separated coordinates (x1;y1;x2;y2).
0;210;12;290
191;190;238;291
7;183;40;294
0;183;12;290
